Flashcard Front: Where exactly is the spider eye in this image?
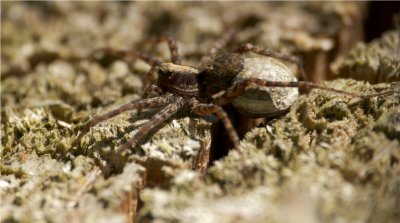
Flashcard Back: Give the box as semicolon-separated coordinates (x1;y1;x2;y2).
167;72;177;81
158;68;174;80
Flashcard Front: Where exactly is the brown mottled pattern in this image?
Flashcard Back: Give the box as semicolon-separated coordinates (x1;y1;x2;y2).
157;64;199;97
167;72;199;96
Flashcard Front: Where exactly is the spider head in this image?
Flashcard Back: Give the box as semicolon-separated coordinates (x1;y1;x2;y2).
157;63;199;97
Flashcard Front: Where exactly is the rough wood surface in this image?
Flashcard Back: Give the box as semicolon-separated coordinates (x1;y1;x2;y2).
1;2;399;223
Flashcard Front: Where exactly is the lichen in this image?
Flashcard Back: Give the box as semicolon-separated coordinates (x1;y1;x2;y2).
332;30;400;83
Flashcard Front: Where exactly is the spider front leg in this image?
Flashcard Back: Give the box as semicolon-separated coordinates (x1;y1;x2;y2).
91;47;162;67
88;47;163;88
201;27;238;63
141;85;164;100
117;97;184;155
137;85;164;115
138;35;185;87
234;43;307;81
142;35;182;64
190;100;241;151
77;96;174;140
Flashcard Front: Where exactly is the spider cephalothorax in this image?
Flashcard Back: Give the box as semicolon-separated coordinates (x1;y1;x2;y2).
157;63;199;97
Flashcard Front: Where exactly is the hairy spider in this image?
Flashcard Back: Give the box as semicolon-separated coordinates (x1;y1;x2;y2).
76;34;391;157
77;35;243;156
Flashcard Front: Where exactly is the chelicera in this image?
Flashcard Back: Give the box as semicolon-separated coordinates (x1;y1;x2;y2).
76;35;390;156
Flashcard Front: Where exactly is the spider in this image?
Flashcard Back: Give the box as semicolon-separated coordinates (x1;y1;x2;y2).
76;34;391;157
76;35;243;156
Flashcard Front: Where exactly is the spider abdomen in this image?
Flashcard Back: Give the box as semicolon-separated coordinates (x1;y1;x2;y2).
231;57;299;117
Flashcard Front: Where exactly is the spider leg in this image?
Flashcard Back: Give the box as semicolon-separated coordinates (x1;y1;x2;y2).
117;97;185;155
137;85;164;115
79;96;174;137
90;48;163;90
91;47;162;67
141;85;164;100
201;27;238;63
67;47;162;89
132;35;181;86
234;43;307;81
212;78;393;106
142;35;181;65
142;65;159;87
190;100;241;151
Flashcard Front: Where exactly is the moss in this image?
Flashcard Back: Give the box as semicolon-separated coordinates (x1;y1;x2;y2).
374;106;400;140
333;30;400;83
1;108;74;158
